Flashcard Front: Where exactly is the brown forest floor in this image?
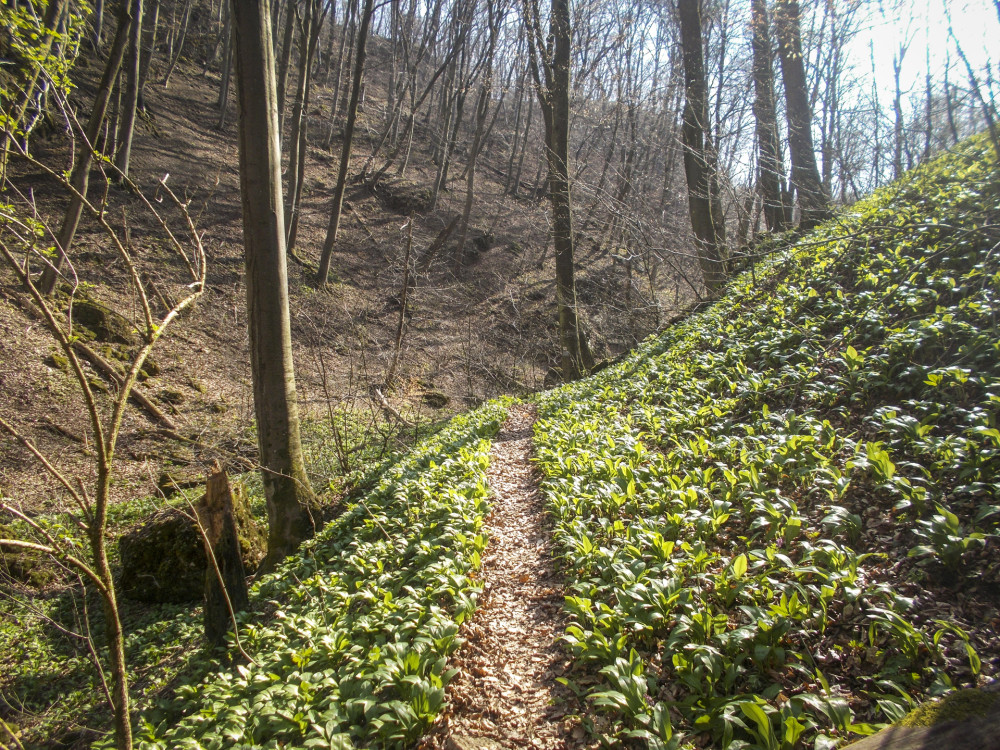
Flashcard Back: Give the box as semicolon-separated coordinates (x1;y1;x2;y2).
0;52;699;512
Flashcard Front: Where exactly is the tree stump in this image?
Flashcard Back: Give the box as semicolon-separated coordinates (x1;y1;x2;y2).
198;463;250;647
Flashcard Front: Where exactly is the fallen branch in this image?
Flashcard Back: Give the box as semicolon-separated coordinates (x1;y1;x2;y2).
373;388;415;428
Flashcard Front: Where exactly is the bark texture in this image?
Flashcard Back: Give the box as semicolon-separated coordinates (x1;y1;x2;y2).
231;0;316;572
773;0;830;229
678;0;727;296
524;0;594;381
751;0;790;232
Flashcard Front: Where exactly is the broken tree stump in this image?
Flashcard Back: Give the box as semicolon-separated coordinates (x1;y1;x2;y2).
198;463;250;647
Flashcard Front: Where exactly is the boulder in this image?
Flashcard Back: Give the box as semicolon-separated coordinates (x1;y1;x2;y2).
847;688;1000;750
0;524;57;589
118;483;266;603
375;179;434;214
70;299;135;345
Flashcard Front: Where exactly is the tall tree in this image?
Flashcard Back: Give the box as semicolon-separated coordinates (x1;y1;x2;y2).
230;0;317;571
114;0;144;180
40;1;134;295
523;0;594;380
750;0;789;232
773;0;830;229
316;0;375;286
678;0;727;295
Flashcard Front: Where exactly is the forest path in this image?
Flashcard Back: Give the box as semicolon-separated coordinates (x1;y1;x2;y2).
421;404;588;750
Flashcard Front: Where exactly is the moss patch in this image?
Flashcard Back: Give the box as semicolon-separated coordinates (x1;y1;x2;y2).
899;689;1000;728
69;299;135;345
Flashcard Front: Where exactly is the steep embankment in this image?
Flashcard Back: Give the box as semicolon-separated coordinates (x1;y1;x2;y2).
137;401;508;749
533;135;1000;748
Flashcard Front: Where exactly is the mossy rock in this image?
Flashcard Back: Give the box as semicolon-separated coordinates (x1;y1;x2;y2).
900;689;1000;727
87;375;109;393
421;390;449;408
846;688;1000;749
43;352;69;371
157;466;203;498
157;388;185;405
118;483;266;604
70;299;135;345
375;179;434;214
137;356;160;382
469;229;494;254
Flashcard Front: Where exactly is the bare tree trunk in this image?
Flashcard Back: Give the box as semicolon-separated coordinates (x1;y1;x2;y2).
774;0;830;229
275;0;298;136
678;0;727;295
511;93;533;196
40;3;134;296
323;0;357;149
113;0;143;180
524;0;594;380
750;0;788;232
892;44;906;179
231;0;317;571
0;0;69;179
454;0;499;272
92;0;105;48
286;0;327;254
162;0;192;87
316;0;374;286
216;1;234;129
137;0;160;109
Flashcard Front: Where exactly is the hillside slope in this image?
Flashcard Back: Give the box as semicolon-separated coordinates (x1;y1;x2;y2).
533;134;1000;747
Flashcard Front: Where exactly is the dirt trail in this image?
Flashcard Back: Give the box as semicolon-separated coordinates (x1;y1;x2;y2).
421;404;588;749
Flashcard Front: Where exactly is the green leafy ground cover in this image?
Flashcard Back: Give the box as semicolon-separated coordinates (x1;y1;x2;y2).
135;399;507;748
533;136;1000;749
0;410;449;747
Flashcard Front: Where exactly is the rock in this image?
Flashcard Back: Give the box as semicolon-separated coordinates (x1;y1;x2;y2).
846;688;1000;750
0;524;57;588
43;352;69;371
375;179;434;214
70;299;135;345
421;390;449;408
157;467;203;498
137;356;160;381
118;482;266;603
157;388;185;405
118;508;203;603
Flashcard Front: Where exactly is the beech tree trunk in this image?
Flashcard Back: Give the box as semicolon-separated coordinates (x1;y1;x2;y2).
678;0;727;296
773;0;830;229
137;0;159;108
161;0;191;88
216;1;234;130
524;0;594;380
230;0;317;572
114;0;143;180
285;0;326;254
316;0;375;286
751;0;789;232
453;0;499;272
40;3;134;295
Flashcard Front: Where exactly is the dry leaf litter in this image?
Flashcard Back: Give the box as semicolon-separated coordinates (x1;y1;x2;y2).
419;405;592;750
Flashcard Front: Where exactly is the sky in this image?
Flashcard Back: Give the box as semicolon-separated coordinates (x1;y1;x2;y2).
856;0;998;99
